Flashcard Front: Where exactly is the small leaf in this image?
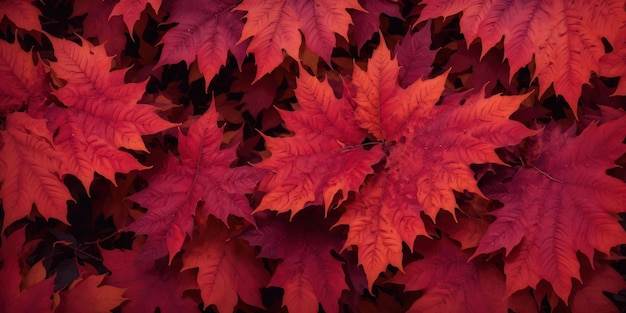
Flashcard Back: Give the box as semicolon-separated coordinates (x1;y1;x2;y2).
55;274;127;313
236;0;365;81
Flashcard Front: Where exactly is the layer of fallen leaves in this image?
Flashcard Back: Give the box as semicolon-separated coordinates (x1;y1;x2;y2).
0;0;625;313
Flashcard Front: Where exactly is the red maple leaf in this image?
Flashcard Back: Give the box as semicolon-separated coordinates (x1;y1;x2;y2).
101;241;199;313
126;104;266;262
395;22;437;88
155;0;247;88
0;0;42;31
240;209;348;313
229;62;287;118
336;173;418;290
445;39;516;95
528;258;626;313
0;40;48;114
72;0;128;57
55;274;127;313
337;40;537;288
45;35;176;190
389;237;536;313
236;0;364;81
569;262;626;313
435;198;491;250
91;173;138;229
110;0;161;32
0;113;72;230
0;228;54;312
350;0;403;50
254;69;385;216
579;86;626;124
418;0;626;118
181;216;269;312
473;117;626;301
3;1;626;310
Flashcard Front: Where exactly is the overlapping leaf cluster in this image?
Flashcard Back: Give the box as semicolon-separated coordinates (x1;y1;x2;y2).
0;0;625;312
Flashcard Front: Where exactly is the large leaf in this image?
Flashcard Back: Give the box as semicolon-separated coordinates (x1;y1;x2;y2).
127;104;266;262
418;0;626;118
474;117;626;301
337;40;538;288
46;35;176;189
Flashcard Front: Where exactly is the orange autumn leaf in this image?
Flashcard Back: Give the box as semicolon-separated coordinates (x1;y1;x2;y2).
46;35;176;189
337;40;538;289
0;112;72;229
336;173;418;290
181;216;269;312
55;274;127;313
254;69;384;216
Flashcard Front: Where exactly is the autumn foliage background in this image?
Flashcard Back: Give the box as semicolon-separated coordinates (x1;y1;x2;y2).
1;0;626;312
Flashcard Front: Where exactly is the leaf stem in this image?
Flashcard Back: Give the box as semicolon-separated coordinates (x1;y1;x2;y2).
519;157;564;184
83;230;121;245
340;141;383;151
